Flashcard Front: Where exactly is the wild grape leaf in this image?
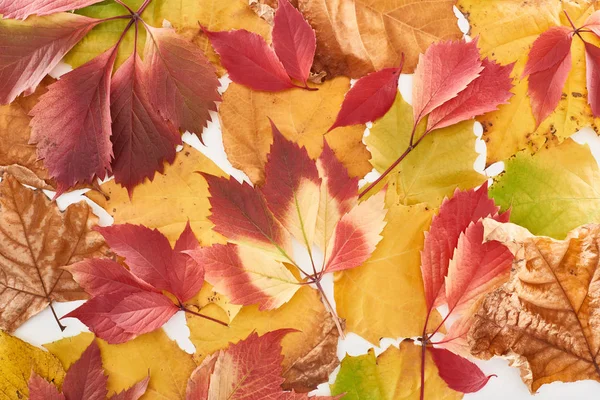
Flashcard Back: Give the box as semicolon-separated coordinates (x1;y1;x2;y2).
29;341;148;400
429;347;494;393
0;13;99;104
0;175;108;332
470;220;600;391
65;222;207;343
585;10;600;36
0;0;103;19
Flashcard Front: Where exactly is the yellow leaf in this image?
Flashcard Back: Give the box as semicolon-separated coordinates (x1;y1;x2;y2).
187;286;340;392
331;341;462;400
87;145;226;246
457;0;600;164
366;94;485;207
297;0;462;78
334;199;441;344
0;330;65;400
45;330;196;400
219;79;371;185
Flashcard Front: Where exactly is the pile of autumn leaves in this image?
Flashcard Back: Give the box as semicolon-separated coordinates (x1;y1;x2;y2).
3;0;600;399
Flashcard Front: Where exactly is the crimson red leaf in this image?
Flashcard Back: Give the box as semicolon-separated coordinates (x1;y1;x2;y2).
170;223;205;303
0;0;103;19
412;39;483;124
28;373;65;400
203;28;295;91
30;45;117;195
109;291;179;335
110;53;181;196
110;376;150;400
62;341;108;400
523;26;573;126
429;347;494;393
174;221;201;252
585;41;600;117
144;26;220;137
585;10;600;37
272;0;316;84
0;13;98;104
328;64;402;132
426;59;514;131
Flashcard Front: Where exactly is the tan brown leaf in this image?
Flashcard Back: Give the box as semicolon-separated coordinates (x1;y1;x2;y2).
0;175;109;331
297;0;462;78
219;79;371;185
469;220;600;392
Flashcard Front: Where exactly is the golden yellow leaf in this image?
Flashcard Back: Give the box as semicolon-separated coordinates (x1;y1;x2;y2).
297;0;462;78
457;0;600;164
331;340;462;399
470;220;600;391
87;145;226;246
365;94;486;207
0;330;65;400
219;79;371;185
45;330;196;400
187;286;339;392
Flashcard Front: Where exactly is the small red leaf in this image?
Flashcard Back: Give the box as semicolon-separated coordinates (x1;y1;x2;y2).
272;0;316;84
62;341;108;400
429;347;495;393
412;39;483;124
144;26;220;137
110;53;181;196
427;59;514;131
30;45;117;195
0;13;98;104
584;10;600;37
203;28;295;91
174;221;201;252
110;376;150;400
109;291;179;335
328;64;402;132
185;354;217;400
523;27;573;126
0;0;103;19
28;373;65;400
585;41;600;117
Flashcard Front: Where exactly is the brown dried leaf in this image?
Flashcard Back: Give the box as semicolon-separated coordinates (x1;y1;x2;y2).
0;175;109;331
297;0;462;78
469;219;600;392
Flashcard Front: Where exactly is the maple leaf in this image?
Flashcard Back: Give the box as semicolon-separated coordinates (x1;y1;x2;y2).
470;219;600;391
29;341;149;400
296;0;462;78
64;222;227;344
188;123;386;335
0;175;109;332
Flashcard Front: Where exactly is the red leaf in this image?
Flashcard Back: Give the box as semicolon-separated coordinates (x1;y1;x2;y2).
110;53;181;196
169;224;205;303
429;347;494;393
28;373;65;400
186;354;217;400
204;174;293;259
203;28;295;91
585;41;600;117
328;65;402;132
62;341;108;400
412;39;483;124
144;26;220;137
0;0;103;19
426;59;514;131
584;10;600;37
523;27;573;126
30;45;117;195
261;121;321;245
110;376;150;400
109;291;179;335
420;183;503;310
174;221;201;252
0;13;98;104
272;0;316;84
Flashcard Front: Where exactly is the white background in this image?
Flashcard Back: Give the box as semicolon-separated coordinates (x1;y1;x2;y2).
11;6;600;400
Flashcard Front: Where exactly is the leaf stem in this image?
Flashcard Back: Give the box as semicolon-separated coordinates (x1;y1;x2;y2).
137;0;152;15
420;308;432;400
564;10;585;41
114;0;135;14
182;306;229;327
315;279;345;339
50;302;66;332
98;14;132;24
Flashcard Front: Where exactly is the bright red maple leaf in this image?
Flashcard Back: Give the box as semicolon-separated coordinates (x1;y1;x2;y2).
187;123;386;336
64;222;226;344
28;341;149;400
203;0;316;91
0;0;220;196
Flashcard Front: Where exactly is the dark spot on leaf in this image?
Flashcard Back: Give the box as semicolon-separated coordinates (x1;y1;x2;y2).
571;92;583;98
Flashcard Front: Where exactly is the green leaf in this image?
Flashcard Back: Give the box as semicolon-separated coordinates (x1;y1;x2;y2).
330;349;383;400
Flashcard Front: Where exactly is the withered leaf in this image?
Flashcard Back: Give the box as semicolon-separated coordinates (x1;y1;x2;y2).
469;220;600;392
0;175;109;331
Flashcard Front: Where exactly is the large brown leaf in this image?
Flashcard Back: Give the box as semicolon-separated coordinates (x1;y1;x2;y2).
0;175;109;331
297;0;462;78
469;220;600;392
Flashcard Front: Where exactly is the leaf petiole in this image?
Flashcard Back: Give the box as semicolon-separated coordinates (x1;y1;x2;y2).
114;0;135;15
181;306;229;327
564;10;585;42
